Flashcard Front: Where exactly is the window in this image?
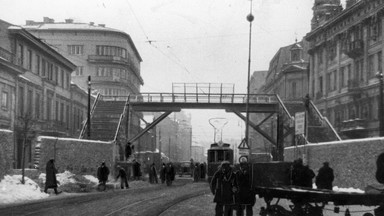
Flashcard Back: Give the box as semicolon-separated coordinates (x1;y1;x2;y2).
54;66;59;84
340;67;345;87
1;91;8;109
61;69;65;87
326;73;331;91
47;96;52;120
55;101;59;121
75;66;83;76
17;44;24;66
68;45;84;55
60;102;64;123
18;86;24;116
333;70;337;90
66;105;70;128
379;51;382;73
35;55;40;75
368;55;375;78
96;45;127;58
42;59;46;77
27;49;32;70
66;73;70;89
48;63;53;81
318;49;323;65
292;82;296;98
27;90;33;116
35;93;40;119
319;76;323;93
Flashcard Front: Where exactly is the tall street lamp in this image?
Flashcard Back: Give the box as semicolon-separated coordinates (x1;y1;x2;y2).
377;72;384;136
244;0;254;146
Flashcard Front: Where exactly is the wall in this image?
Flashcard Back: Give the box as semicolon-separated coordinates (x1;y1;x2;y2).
35;136;114;175
285;138;384;189
0;129;14;179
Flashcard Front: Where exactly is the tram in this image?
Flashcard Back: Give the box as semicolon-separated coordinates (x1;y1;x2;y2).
207;142;234;183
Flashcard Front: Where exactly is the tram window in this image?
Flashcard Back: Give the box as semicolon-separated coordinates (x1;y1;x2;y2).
208;151;215;162
217;150;224;162
224;151;231;161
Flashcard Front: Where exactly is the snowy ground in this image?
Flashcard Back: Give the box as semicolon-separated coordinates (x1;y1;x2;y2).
0;171;152;205
0;171;365;206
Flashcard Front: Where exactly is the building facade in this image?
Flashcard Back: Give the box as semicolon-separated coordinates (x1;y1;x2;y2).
306;0;384;138
0;19;91;168
23;17;143;97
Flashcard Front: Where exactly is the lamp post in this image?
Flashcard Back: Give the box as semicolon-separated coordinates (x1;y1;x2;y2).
377;72;384;136
87;75;91;139
244;0;254;146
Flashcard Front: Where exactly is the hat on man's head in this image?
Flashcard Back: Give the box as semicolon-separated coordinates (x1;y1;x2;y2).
221;161;230;166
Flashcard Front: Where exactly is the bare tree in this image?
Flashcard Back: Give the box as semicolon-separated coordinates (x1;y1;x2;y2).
17;112;36;184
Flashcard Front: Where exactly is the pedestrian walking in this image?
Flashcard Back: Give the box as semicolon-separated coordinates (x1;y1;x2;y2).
165;162;175;186
149;162;158;184
116;165;129;189
235;162;255;216
97;162;110;191
44;159;62;195
190;159;195;178
200;162;206;180
210;161;238;216
160;163;166;184
193;163;200;182
315;162;334;190
132;159;141;180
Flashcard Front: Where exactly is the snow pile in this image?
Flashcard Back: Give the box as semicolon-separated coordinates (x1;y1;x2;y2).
0;175;48;204
333;186;364;193
84;175;99;184
39;171;76;185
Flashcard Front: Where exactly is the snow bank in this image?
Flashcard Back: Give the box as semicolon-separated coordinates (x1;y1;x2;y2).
84;175;98;184
39;171;76;185
0;175;48;204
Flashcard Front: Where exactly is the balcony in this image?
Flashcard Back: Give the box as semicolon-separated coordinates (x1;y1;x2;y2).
343;39;364;59
88;55;129;65
339;118;368;139
347;79;362;99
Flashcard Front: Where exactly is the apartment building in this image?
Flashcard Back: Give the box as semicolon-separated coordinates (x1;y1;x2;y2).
306;0;384;138
24;17;143;97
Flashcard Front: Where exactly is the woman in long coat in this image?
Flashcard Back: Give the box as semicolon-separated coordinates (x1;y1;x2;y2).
165;162;175;186
235;162;256;216
210;161;237;216
160;163;166;184
44;159;61;194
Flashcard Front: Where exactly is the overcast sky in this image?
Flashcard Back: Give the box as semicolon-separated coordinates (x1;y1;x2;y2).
0;0;347;147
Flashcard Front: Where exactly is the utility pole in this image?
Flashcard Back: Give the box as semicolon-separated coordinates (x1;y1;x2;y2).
377;72;384;136
87;75;91;139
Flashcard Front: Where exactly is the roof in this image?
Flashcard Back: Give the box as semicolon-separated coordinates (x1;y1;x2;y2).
24;22;142;62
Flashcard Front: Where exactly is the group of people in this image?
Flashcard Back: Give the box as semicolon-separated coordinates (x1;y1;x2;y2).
192;162;207;182
160;162;176;186
210;161;256;216
290;158;334;190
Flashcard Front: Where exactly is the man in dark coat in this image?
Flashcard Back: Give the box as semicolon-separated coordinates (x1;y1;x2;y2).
44;159;61;195
149;162;158;184
291;158;315;188
165;162;175;186
210;161;238;216
200;162;206;180
315;162;334;190
160;163;166;184
132;159;141;180
235;162;255;216
193;163;200;182
97;162;110;191
116;165;129;189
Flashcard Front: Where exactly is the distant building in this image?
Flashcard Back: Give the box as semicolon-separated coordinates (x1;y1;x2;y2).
249;40;309;153
23;17;143;97
0;19;90;168
306;0;384;138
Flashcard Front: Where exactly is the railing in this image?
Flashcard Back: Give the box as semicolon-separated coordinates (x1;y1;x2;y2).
79;93;101;139
125;93;278;104
114;95;130;141
0;47;15;63
88;55;129;65
309;100;342;141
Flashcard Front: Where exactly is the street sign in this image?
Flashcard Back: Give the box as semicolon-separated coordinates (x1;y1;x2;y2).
295;112;305;135
238;148;250;155
239;155;248;163
238;138;250;149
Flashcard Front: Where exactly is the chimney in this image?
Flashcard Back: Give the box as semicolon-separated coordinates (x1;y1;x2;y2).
98;24;106;27
65;19;74;24
25;20;35;25
43;17;54;23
